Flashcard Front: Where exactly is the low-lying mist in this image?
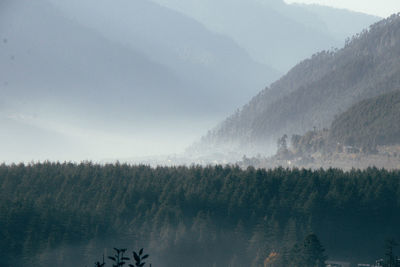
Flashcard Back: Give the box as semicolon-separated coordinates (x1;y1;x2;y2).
0;106;218;163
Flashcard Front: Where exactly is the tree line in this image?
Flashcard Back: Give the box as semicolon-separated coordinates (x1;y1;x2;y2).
1;162;400;266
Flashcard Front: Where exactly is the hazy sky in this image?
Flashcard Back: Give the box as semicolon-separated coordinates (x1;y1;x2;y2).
284;0;400;17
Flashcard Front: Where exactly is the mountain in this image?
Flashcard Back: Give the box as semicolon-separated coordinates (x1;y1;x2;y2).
46;0;281;109
193;14;400;159
330;90;400;148
149;0;380;72
0;0;278;161
285;89;400;156
0;0;185;114
243;90;400;170
296;3;382;44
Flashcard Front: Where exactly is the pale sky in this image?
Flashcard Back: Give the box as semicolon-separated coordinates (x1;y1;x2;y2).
284;0;400;17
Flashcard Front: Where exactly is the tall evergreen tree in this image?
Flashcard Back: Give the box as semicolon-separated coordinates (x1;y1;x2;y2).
302;234;327;267
384;239;398;267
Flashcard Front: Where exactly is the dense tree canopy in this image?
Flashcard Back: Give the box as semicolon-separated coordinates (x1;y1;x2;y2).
330;90;400;149
0;163;399;266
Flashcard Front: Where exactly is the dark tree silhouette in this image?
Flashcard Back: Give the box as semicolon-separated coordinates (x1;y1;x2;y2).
384;239;398;267
94;248;150;267
130;248;149;267
302;234;327;267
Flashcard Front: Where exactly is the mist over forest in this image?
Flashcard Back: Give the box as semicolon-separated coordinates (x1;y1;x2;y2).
1;0;400;267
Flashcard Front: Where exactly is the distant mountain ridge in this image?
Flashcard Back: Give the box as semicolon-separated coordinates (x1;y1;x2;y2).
150;0;379;72
48;0;283;108
0;0;382;161
0;0;278;161
2;0;277;117
192;14;400;159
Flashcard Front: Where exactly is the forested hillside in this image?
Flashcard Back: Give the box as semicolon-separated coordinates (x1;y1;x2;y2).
242;90;400;170
1;163;400;266
282;89;400;155
330;90;400;148
193;14;400;159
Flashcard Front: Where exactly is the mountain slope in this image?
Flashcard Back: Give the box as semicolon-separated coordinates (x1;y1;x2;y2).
194;14;400;159
330;90;400;148
0;0;184;114
150;0;379;72
0;0;279;161
46;0;280;112
248;90;400;170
